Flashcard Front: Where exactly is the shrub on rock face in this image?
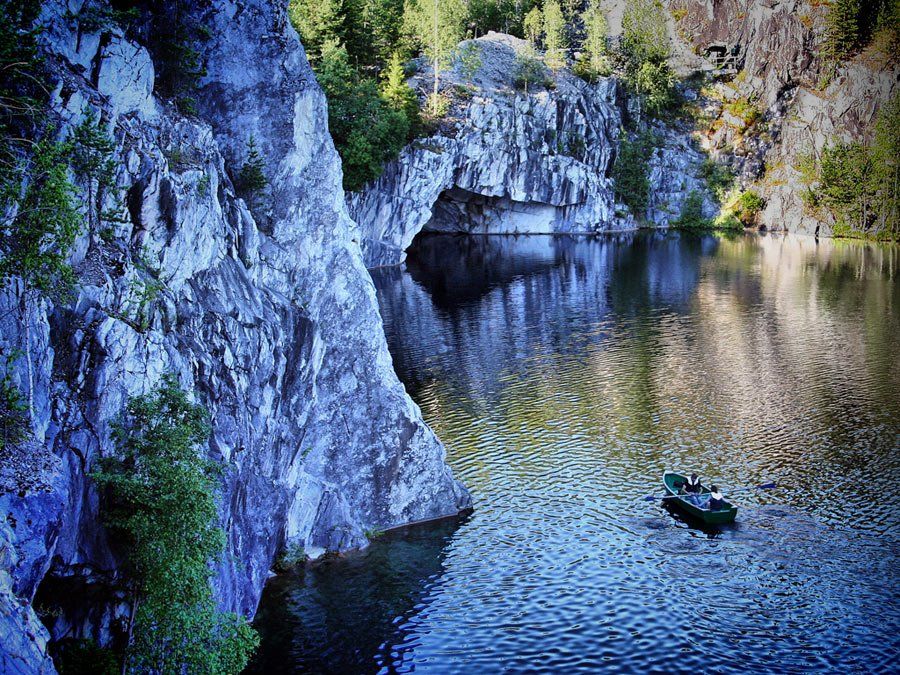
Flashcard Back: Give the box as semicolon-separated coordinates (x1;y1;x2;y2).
514;50;553;93
671;191;711;229
92;376;259;674
613;131;657;217
237;135;267;203
734;190;765;226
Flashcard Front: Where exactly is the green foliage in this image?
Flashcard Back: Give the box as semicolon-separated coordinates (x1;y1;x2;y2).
65;4;140;33
0;1;46;194
289;0;347;60
92;377;259;674
273;543;308;572
237;136;267;202
612;131;657;216
699;157;736;203
622;0;670;68
524;6;543;46
734;190;765;225
633;60;676;116
403;0;468;109
723;97;762;130
468;0;536;38
514;49;553;93
53;638;118;675
0;139;82;298
543;0;568;69
150;1;210;115
671;191;711;229
381;52;421;130
801;93;899;240
457;42;483;83
822;0;899;70
69;109;117;232
0;348;27;450
621;0;674;117
317;40;411;191
576;1;611;81
823;0;861;63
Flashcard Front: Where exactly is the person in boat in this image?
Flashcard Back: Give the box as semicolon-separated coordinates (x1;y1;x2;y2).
682;473;702;494
708;485;726;511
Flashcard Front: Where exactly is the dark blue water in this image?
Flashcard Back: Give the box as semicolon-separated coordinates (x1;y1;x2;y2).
249;232;900;674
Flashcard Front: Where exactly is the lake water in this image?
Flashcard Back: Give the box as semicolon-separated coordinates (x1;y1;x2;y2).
248;232;900;674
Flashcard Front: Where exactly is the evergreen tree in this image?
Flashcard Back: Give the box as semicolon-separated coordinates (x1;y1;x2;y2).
543;0;567;69
613;131;657;216
823;0;861;64
289;0;347;60
579;1;610;79
69;109;117;233
318;40;410;190
238;136;267;201
524;6;543;46
381;51;420;132
403;0;468;114
621;0;670;69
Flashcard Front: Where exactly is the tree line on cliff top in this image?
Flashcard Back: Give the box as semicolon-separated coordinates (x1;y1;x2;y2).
289;0;679;191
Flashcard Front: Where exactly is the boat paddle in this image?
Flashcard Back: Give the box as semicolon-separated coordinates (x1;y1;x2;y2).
642;482;776;501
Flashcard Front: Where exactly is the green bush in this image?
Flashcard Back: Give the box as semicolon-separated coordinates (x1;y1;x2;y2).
514;50;553;92
237;136;267;202
734;190;765;225
621;0;675;118
613;131;657;216
800;93;899;240
670;191;711;229
699;158;735;203
0;349;27;450
316;40;412;191
92;377;259;674
274;543;308;572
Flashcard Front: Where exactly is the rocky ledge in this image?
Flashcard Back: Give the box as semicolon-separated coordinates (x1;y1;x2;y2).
349;33;715;268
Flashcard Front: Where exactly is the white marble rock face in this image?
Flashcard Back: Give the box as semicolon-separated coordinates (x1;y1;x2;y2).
0;0;470;667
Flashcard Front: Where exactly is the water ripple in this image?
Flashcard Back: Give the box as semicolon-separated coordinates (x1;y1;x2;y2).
249;233;900;674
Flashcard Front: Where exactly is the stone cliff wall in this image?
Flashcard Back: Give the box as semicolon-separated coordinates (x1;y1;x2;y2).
0;1;470;670
669;0;899;234
349;33;716;267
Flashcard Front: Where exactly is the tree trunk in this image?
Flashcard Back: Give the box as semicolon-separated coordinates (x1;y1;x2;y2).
432;0;439;116
20;288;34;428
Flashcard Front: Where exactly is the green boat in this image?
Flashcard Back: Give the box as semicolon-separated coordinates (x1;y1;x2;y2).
663;472;738;525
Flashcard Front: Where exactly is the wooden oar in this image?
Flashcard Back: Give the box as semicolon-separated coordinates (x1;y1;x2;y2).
643;482;776;501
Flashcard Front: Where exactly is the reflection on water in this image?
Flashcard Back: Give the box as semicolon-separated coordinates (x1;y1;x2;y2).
249;232;900;674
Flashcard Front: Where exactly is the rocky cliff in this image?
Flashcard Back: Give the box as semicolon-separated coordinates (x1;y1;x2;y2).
0;0;470;670
349;33;716;267
669;0;899;234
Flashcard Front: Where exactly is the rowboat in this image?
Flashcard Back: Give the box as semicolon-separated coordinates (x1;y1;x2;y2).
663;471;738;524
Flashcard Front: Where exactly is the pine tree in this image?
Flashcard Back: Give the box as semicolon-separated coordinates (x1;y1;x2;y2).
823;0;861;64
543;0;567;69
580;0;610;78
524;6;543;46
621;0;670;69
403;0;468;115
289;0;347;60
381;51;420;132
238;136;267;201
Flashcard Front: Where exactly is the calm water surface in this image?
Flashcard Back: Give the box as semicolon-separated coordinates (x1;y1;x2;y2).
249;232;900;674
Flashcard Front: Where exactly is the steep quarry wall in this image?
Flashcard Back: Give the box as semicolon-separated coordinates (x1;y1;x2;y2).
669;0;899;234
0;1;470;669
349;33;715;267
